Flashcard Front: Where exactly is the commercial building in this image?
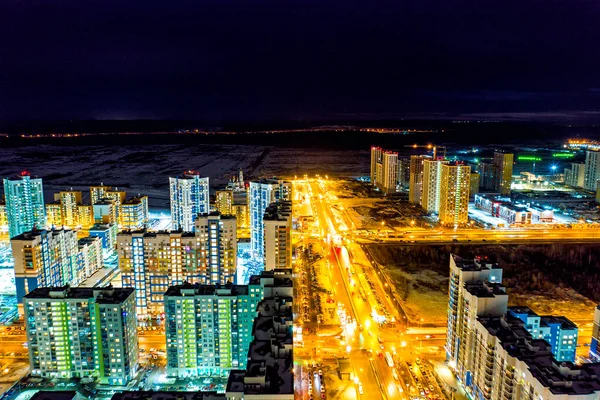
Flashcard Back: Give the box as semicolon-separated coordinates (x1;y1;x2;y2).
474;194;554;225
408;155;428;204
249;179;292;262
170;172;210;232
585;151;600;191
11;229;102;301
164;271;289;378
119;196;148;230
3;173;46;239
438;163;470;227
226;269;294;400
421;159;449;213
564;163;585;188
263;200;292;271
117;214;237;317
24;286;138;385
493;152;514;195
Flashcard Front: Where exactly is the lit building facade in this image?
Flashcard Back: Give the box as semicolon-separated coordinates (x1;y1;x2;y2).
89;223;118;257
119;196;148;230
439;163;470;227
249;179;292;262
591;305;600;361
446;254;506;377
24;287;138;385
370;146;383;185
0;201;8;234
225;269;294;400
493;152;513;195
11;229;102;301
165;276;270;377
117;214;237;317
263;200;292;271
469;173;480;198
408;155;427;204
170;172;210;232
3;174;46;239
508;307;578;362
585;151;600;191
421;159;449;213
564;163;585;188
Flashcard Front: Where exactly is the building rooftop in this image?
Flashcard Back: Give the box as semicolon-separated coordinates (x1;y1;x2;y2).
30;391;80;400
264;200;292;221
541;315;578;330
11;229;73;241
250;178;291;185
508;306;539;316
123;196;147;205
118;230;195;238
165;282;250;297
478;315;600;396
451;254;501;272
196;211;236;220
24;286;134;304
464;281;507;298
111;391;224;400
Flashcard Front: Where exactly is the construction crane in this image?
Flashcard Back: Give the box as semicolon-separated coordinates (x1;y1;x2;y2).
404;144;447;159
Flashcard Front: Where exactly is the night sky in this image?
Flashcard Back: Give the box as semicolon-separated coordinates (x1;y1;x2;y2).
1;0;599;122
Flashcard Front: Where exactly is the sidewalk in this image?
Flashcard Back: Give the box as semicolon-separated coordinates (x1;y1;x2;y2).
431;360;470;400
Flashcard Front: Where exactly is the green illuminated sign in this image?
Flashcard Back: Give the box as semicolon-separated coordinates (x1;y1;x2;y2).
518;156;542;162
552;153;574;158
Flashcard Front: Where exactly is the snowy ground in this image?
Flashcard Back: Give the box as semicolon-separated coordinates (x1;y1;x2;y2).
0;144;369;208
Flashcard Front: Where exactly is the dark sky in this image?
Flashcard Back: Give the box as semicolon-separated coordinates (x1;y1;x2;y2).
1;0;599;122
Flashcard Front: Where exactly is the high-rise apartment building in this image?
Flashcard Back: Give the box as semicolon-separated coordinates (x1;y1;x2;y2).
93;200;116;224
90;185;111;205
3;173;46;239
103;190;127;223
408;155;427;204
369;147;398;194
24;287;138;385
446;255;506;374
117;214;237;317
59;191;83;228
478;161;495;190
165;272;283;377
446;254;592;400
379;151;398;194
421;159;449;213
215;190;234;215
591;305;600;361
585;151;600;191
469;173;480;198
370;146;383;185
46;201;62;228
397;158;411;187
119;196;148;230
170;172;210;232
263;200;292;271
226;269;294;400
11;230;103;301
0;201;8;235
564;163;585;188
249;179;292;262
493;152;514;195
439;163;471;227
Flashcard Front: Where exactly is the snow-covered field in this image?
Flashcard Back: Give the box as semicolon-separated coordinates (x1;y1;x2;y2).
0;144;369;208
